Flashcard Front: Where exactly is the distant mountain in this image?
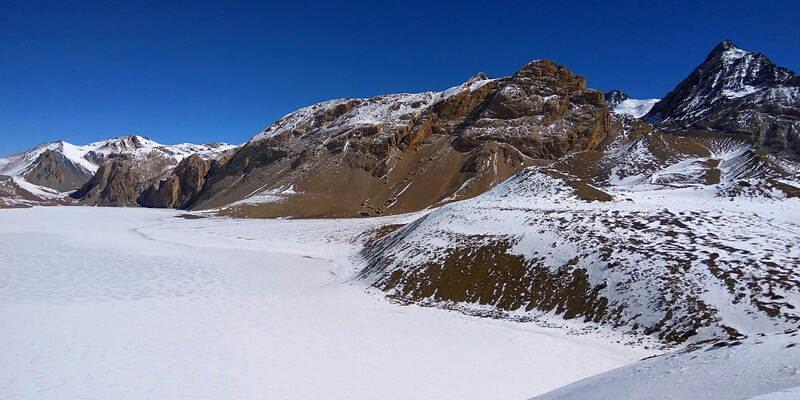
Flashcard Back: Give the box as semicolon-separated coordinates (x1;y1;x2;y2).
0;135;236;207
644;40;800;156
191;59;620;218
604;90;659;118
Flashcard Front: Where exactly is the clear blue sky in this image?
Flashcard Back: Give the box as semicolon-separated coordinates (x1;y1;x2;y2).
2;0;799;156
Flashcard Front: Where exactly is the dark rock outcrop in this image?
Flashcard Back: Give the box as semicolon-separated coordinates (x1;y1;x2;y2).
71;158;144;206
451;59;611;158
604;90;629;106
139;154;213;208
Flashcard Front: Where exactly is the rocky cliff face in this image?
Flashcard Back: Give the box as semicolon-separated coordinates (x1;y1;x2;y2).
645;40;800;156
138;154;216;208
70;137;237;207
193;59;615;218
452;60;611;157
71;158;144;206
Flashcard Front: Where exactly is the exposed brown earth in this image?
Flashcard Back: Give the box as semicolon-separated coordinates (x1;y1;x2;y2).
193;59;618;218
71;159;145;206
138;154;218;208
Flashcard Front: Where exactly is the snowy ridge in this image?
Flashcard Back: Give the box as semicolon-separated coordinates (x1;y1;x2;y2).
75;135;237;170
671;42;798;119
643;40;800;155
604;90;659;118
0;135;237;204
0;135;236;178
608;98;659;118
249;74;496;144
357;134;800;345
0;141;94;177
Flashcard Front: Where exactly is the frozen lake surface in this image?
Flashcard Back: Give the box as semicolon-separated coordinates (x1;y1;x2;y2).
0;207;650;399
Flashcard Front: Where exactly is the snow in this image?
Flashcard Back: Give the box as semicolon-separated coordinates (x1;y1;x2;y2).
721;85;760;99
608;98;659;118
531;331;800;400
745;387;800;400
0;207;651;400
358;163;800;343
227;184;301;206
10;177;67;200
250;74;496;143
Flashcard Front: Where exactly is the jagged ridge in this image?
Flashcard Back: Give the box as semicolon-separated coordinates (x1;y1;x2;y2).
645;40;800;156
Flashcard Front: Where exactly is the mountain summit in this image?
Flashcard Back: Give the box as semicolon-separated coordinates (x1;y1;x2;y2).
604;90;659;118
644;40;800;156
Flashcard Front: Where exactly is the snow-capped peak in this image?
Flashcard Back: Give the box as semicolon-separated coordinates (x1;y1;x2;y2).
0;135;236;179
604;90;659;118
644;40;800;155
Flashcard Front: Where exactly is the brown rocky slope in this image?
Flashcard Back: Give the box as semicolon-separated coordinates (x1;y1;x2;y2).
192;59;622;218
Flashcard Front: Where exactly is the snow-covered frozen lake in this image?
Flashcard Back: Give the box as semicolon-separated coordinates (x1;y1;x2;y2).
0;207;651;400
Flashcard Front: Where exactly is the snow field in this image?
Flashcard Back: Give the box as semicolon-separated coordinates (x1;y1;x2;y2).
0;207;652;400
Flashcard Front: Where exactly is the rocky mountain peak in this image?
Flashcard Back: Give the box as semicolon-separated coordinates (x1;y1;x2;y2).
645;40;800;155
194;58;613;218
604;90;630;106
511;59;586;91
465;72;490;85
96;135;156;152
708;39;737;55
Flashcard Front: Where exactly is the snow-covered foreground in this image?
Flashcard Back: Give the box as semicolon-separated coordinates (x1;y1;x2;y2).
532;331;800;400
0;207;651;400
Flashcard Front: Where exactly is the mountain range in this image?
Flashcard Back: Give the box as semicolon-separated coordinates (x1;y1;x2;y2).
0;135;235;208
3;40;798;215
2;40;799;349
